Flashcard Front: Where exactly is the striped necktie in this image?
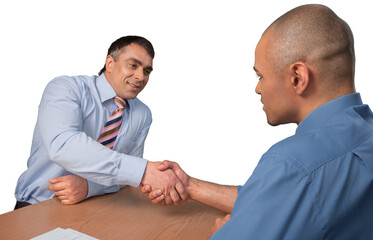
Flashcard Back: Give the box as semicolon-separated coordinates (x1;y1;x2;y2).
97;96;126;149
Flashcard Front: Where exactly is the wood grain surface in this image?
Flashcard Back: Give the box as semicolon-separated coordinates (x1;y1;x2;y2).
0;187;225;240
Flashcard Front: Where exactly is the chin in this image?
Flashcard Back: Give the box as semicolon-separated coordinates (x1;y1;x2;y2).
267;120;280;127
267;117;294;126
266;115;281;126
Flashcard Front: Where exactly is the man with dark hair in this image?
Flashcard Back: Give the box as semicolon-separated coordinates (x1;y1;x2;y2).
144;4;373;239
14;35;186;209
98;36;155;76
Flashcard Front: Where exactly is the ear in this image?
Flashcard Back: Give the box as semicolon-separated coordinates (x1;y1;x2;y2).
105;55;115;73
289;62;310;95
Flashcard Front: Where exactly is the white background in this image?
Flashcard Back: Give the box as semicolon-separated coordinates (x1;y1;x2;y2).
1;0;372;214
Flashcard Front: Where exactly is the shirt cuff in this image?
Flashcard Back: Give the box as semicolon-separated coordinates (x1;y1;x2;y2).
117;154;148;187
237;185;243;193
86;180;105;199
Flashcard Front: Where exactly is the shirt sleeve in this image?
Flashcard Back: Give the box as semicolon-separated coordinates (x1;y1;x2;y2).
38;77;147;187
210;154;324;240
86;180;122;198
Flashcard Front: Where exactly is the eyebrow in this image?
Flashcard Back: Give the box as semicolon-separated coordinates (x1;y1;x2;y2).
128;58;153;72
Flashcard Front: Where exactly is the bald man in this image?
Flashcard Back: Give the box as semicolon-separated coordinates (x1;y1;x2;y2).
143;4;373;239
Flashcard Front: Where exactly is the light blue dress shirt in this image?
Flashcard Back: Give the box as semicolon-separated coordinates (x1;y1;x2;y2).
211;93;373;239
15;74;152;204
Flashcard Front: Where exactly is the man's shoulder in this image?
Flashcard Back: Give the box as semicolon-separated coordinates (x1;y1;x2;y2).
266;132;337;173
49;75;96;87
44;75;97;96
265;118;373;174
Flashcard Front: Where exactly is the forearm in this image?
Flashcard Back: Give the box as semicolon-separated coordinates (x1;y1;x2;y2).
46;134;147;187
188;177;238;213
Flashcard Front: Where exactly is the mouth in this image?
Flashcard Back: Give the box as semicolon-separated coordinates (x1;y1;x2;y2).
260;100;265;110
128;82;140;90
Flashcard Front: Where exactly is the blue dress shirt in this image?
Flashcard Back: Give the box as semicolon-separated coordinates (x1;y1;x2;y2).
211;93;373;239
15;74;152;204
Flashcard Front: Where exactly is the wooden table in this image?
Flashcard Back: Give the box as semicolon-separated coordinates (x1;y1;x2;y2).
0;187;225;239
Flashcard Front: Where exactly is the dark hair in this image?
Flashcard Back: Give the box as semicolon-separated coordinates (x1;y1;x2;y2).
98;35;155;75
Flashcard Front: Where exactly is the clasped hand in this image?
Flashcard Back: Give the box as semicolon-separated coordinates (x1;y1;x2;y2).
141;160;190;206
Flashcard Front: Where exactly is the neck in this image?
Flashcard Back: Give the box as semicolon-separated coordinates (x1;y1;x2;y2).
296;88;356;125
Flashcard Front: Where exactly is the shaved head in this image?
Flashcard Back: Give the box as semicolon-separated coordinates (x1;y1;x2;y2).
263;4;355;90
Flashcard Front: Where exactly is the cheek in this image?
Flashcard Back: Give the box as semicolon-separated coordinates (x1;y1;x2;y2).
117;66;131;78
142;79;149;87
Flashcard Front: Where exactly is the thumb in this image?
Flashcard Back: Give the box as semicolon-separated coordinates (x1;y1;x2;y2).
158;160;174;171
49;176;64;183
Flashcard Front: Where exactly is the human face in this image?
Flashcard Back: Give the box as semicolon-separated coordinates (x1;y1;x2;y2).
254;34;296;126
105;43;153;99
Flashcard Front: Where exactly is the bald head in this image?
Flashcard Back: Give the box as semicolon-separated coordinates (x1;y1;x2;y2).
264;4;355;91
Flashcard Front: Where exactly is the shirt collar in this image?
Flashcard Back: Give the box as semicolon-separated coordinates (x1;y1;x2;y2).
296;93;362;134
97;74;116;103
96;74;132;109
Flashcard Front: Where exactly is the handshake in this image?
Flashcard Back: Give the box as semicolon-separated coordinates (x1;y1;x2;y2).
48;159;235;237
140;160;190;206
48;159;237;214
48;160;195;207
140;160;235;237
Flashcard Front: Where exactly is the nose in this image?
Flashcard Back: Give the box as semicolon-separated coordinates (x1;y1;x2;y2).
255;80;261;95
134;68;145;81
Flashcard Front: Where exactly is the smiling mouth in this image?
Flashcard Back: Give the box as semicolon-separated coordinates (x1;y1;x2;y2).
128;82;140;90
